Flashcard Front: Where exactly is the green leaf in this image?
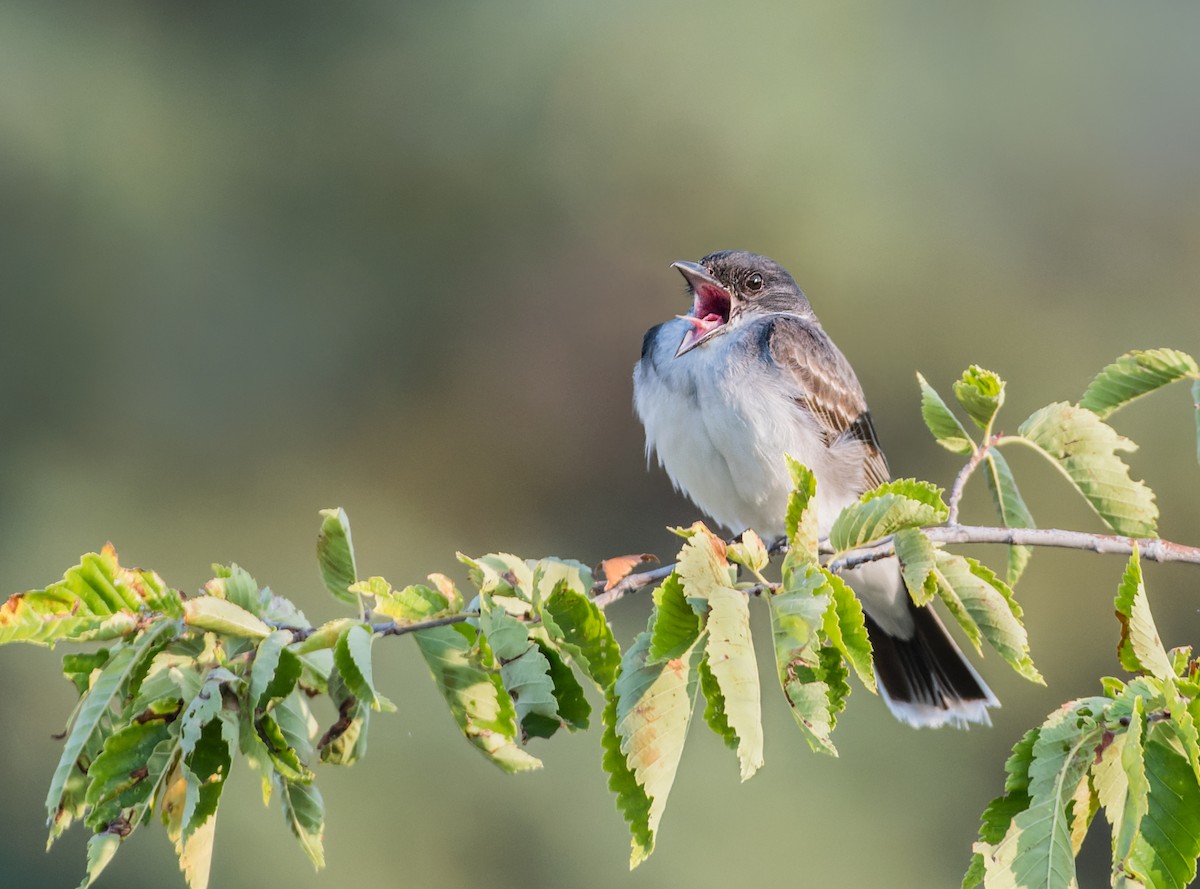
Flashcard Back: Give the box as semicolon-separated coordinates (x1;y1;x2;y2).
180;710;234;844
689;579;763;780
45;621;177;828
412;623;541;773
893;528;938;606
183;596;271;639
1017;402;1158;538
1;545;182;646
535;639;590;732
458;552;534;599
316;507;359;606
819;568;876;693
333;623;379;710
83;720;174;830
371;583;453;624
602;627;702;867
1125;735;1200;888
953;365;1006;432
1080;348;1200;420
480;600;559;736
204;564;266;616
78;830;121;889
974;699;1109;889
249;631;302;711
917;372;975;454
278;776;325;871
541;583;621;690
784;456;820;559
648;573;702;664
983;450;1036;586
1094;697;1148;883
1115;548;1174;680
963;728;1039;889
828;479;949;552
933;552;1042;683
768;565;842;755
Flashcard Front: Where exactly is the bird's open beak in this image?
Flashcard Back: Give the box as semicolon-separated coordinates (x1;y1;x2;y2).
672;261;733;357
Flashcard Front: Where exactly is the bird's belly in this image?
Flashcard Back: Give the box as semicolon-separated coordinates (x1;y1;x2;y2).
635;328;851;538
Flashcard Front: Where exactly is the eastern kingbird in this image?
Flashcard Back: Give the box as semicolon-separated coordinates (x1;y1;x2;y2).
634;250;997;728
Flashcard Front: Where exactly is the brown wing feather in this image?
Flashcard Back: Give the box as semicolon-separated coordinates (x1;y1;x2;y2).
768;316;891;493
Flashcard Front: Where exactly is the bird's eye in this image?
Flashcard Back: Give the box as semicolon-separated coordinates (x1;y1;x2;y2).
745;273;764;293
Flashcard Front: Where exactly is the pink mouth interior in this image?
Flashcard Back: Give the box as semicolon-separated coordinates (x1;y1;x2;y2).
679;282;731;351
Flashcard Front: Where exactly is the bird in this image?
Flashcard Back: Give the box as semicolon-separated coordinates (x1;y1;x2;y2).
633;250;997;728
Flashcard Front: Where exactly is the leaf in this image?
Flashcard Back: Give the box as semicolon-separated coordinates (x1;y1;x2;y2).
1125;735;1200;888
1115;548;1174;681
1;546;181;646
828;479;949;552
316;507;359;606
333;623;379;710
983;450;1036;586
371;583;451;623
181;703;237;841
648;573;703;664
82;720;174;830
412;623;541;772
726;529;769;577
893;528;938;606
768;565;843;755
953;365;1006;432
1080;348;1200;420
784;456;820;559
45;621;178;827
963;728;1039;888
933;552;1042;683
1016;402;1158;538
687;574;764;780
535;639;590;732
918;372;975;454
597;554;657;591
279;776;326;871
78;830;121;889
819;568;876;692
458;552;533;599
1094;697;1149;883
183;597;271;639
602;628;702;867
974;699;1109;889
480;601;559;736
249;630;302;711
204;564;266;616
541;584;621;690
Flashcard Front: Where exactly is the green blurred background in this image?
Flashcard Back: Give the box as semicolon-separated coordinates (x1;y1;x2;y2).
2;2;1199;887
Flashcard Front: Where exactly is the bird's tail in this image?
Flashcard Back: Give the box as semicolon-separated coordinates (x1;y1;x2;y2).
865;601;999;729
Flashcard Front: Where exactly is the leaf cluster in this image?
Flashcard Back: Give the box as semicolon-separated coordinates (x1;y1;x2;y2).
1;347;1198;887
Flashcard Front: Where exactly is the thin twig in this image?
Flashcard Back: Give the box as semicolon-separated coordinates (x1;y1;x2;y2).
946;435;999;526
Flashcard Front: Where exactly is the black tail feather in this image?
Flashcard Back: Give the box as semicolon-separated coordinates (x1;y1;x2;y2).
865;601;998;729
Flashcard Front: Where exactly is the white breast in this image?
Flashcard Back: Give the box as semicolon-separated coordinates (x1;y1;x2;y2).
634;317;862;540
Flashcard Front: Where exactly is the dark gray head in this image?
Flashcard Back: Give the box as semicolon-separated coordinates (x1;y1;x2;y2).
671;250;812;356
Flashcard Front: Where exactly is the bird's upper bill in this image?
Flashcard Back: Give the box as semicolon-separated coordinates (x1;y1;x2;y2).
672;260;732;356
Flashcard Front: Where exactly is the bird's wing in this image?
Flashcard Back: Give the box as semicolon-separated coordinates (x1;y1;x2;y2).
767;315;891;492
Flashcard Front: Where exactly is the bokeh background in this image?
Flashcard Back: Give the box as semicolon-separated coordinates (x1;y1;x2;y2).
2;3;1199;887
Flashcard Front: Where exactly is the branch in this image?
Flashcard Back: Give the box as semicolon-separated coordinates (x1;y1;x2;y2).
826;525;1200;573
587;525;1200;607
